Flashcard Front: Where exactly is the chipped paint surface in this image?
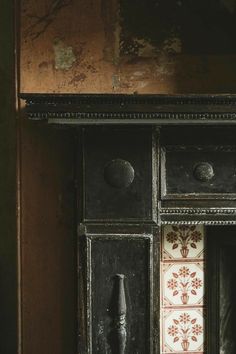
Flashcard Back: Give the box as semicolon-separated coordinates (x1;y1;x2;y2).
53;39;76;70
21;0;236;94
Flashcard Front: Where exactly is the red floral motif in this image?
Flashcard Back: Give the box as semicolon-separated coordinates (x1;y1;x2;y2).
166;232;178;243
167;278;178;290
166;225;202;258
179;313;190;324
167;313;203;351
192;324;203;336
168;325;179;337
191;278;202;289
178;266;190;277
167;266;203;304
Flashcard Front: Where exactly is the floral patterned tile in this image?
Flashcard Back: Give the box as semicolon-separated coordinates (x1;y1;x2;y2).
162;225;205;261
161;262;204;307
161;308;205;353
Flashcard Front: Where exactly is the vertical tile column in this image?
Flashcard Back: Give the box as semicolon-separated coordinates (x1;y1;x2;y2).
161;225;205;354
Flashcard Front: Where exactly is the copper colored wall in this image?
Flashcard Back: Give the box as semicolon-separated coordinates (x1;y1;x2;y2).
20;121;77;354
21;0;236;94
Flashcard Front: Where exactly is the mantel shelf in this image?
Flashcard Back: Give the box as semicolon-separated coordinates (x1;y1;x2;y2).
20;93;236;125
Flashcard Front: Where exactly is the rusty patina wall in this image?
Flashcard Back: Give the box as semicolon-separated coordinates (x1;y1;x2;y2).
21;0;236;94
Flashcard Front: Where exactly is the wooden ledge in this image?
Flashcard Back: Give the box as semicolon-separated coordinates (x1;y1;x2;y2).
20;93;236;125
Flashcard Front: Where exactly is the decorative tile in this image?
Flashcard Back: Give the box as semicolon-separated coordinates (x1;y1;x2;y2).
161;308;205;353
161;225;206;354
162;225;204;261
161;262;204;307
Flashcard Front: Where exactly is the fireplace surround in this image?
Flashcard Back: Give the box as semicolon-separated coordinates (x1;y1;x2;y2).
21;93;236;353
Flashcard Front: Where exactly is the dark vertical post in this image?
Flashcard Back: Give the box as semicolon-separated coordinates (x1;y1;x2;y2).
114;274;127;354
0;0;17;353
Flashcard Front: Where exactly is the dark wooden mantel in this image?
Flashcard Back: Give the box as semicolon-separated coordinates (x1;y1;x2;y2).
20;94;236;125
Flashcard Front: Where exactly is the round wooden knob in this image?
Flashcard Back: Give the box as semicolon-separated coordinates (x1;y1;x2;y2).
104;159;135;188
193;162;214;182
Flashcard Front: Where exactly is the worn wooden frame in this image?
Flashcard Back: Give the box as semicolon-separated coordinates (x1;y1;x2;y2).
21;94;236;125
77;224;159;354
161;145;236;200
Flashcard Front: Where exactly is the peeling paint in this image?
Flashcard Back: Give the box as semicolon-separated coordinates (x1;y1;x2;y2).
112;74;120;90
69;73;86;85
101;0;121;64
135;39;157;57
155;55;175;76
21;0;236;94
120;0;236;56
38;61;49;70
53;39;76;70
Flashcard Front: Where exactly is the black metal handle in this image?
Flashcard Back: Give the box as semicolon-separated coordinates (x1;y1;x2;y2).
193;162;214;182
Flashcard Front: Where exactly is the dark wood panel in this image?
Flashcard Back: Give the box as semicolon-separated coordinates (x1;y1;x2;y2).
0;0;17;352
162;146;236;199
83;127;155;222
87;234;153;353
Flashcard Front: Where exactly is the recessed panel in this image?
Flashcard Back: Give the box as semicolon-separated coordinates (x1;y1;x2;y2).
162;146;236;199
83;128;155;222
87;235;152;353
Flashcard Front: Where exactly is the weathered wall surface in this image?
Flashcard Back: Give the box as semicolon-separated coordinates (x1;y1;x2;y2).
21;0;236;94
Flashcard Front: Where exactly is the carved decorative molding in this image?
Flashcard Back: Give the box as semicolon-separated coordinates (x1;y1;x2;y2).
111;274;127;354
160;208;236;225
160;208;236;215
162;220;236;225
20;94;236;125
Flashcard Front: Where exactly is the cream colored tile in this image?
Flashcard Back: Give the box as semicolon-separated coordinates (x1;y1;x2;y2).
161;308;205;353
162;225;205;260
161;262;204;307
